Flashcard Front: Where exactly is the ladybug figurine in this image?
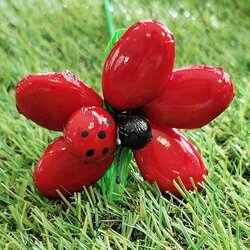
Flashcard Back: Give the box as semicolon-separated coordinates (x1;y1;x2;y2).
64;106;116;163
16;20;234;198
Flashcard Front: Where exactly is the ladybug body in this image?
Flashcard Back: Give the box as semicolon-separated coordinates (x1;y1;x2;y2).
64;106;116;163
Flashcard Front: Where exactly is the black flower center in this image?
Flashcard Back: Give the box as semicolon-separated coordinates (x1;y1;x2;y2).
118;114;152;150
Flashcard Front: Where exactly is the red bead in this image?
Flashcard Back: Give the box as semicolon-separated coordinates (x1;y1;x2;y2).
134;124;207;196
141;65;234;129
33;137;114;198
64;106;116;163
16;71;103;131
102;20;175;110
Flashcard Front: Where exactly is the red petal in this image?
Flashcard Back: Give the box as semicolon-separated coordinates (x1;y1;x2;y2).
134;124;207;196
102;20;175;110
141;65;234;129
16;71;103;131
33;137;114;198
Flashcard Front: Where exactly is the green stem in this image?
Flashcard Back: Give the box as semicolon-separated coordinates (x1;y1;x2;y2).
103;0;115;38
115;145;123;184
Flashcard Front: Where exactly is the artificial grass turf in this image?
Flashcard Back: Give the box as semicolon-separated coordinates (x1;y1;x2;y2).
0;0;249;249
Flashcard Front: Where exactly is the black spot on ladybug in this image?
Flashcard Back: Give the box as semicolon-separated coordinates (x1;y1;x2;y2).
81;131;89;138
106;119;112;125
102;147;109;155
98;131;106;139
86;149;94;157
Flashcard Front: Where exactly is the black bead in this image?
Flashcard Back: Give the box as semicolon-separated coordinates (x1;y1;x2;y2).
81;131;89;138
86;149;94;157
98;130;106;139
118;115;152;150
102;147;109;154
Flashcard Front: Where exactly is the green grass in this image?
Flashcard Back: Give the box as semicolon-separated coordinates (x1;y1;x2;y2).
0;0;249;249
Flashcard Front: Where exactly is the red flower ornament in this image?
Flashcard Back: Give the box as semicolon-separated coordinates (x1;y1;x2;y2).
16;20;234;198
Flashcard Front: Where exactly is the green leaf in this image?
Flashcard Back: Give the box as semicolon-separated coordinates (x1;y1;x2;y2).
105;28;126;55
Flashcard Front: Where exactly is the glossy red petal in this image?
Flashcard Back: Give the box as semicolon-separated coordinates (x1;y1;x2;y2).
134;124;207;196
141;65;234;129
102;20;175;110
16;71;103;131
33;137;114;198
